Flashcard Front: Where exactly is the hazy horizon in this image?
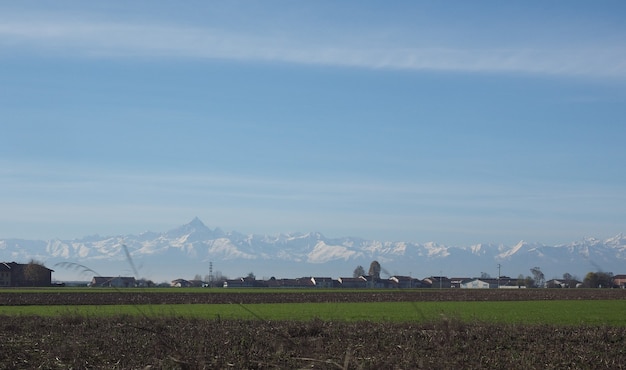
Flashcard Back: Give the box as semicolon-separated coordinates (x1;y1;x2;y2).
3;216;624;284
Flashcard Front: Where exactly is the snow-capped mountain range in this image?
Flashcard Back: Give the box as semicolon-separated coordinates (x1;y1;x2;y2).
1;217;625;282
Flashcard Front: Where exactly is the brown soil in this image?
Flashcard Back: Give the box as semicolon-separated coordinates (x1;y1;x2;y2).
2;315;625;369
1;287;626;305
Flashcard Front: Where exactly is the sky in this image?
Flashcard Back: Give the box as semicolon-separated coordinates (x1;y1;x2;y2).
1;1;625;247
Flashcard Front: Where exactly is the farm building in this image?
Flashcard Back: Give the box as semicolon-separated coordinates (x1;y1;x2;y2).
171;279;193;287
311;277;334;288
223;277;263;288
423;276;452;288
0;261;54;287
337;277;368;288
389;276;425;288
265;277;316;288
546;278;582;288
460;279;494;289
89;276;136;288
460;277;521;289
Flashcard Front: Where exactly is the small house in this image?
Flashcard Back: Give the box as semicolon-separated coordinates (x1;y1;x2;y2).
423;276;452;288
546;278;582;288
311;277;334;288
90;276;136;288
171;279;192;288
612;275;626;288
265;277;315;288
223;277;254;288
389;276;417;289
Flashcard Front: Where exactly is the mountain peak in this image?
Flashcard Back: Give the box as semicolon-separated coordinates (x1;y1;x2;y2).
166;217;211;238
188;217;207;229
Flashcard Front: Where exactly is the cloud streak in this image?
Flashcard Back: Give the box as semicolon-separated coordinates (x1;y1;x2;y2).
1;158;624;246
1;17;625;78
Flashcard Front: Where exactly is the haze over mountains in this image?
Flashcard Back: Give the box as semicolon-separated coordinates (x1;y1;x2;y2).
1;217;624;283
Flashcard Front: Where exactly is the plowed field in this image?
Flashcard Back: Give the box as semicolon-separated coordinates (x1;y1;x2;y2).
2;314;626;369
1;287;625;305
3;289;626;368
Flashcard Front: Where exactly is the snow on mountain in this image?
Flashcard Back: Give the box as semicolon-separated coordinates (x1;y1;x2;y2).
423;242;450;258
2;218;626;282
497;240;530;259
307;241;360;263
466;243;496;256
207;238;256;260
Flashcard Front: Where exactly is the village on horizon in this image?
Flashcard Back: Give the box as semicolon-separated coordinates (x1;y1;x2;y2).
2;260;624;290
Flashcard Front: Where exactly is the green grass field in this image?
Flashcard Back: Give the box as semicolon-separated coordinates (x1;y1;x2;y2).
3;300;625;326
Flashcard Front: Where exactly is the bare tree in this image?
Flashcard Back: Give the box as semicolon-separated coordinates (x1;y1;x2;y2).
353;265;365;278
524;276;535;288
584;272;599;288
136;278;155;287
369;261;381;280
583;271;613;288
530;267;545;288
24;260;50;286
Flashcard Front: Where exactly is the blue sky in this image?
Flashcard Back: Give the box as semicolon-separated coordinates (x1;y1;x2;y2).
1;1;625;246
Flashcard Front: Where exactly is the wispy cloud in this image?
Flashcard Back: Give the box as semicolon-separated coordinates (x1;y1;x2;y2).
1;159;624;244
1;17;625;78
2;160;623;218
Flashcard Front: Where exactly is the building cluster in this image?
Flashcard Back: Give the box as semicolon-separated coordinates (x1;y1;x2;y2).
162;274;626;289
93;274;626;289
218;275;526;289
3;260;626;289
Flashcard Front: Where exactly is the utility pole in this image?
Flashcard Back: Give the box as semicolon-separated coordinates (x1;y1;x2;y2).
497;264;501;289
439;270;442;289
209;261;213;287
